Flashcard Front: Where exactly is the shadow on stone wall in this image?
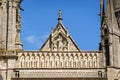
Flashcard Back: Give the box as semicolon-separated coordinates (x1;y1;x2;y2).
0;75;3;80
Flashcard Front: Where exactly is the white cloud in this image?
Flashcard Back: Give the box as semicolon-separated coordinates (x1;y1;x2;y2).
25;33;49;44
26;35;35;44
25;33;50;50
42;33;49;39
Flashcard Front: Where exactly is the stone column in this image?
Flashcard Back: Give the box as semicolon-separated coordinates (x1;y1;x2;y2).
8;1;13;50
2;1;7;50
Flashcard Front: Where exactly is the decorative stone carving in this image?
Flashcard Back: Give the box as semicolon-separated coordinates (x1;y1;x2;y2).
12;69;106;78
0;60;6;69
8;59;15;68
40;13;80;51
17;51;103;69
52;34;68;51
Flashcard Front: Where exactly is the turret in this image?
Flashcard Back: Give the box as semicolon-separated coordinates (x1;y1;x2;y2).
100;0;120;67
100;0;120;79
0;0;23;51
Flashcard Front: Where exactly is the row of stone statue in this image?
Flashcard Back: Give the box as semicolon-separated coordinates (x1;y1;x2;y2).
19;53;98;68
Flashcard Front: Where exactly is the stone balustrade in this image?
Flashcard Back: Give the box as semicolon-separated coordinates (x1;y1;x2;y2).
16;51;104;69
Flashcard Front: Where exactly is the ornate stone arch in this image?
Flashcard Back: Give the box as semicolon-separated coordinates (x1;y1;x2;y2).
74;53;79;68
50;53;55;68
93;54;97;68
69;54;74;68
65;54;69;68
55;54;60;68
88;54;93;68
45;53;50;68
40;54;45;68
30;54;35;68
60;53;64;68
79;54;83;68
20;54;25;68
25;54;30;68
36;54;40;68
83;54;88;68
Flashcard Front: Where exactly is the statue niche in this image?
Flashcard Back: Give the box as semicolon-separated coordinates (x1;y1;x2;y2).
52;34;68;51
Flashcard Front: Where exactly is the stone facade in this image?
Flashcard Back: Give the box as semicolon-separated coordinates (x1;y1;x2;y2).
0;0;120;80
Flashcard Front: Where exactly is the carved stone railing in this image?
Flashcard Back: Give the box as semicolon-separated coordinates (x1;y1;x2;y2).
15;51;105;69
12;69;107;78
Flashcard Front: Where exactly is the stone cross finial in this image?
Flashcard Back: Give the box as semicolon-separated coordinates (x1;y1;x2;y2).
58;10;63;22
58;10;62;18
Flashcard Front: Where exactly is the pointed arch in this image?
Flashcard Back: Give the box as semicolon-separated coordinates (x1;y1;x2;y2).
30;54;35;68
93;54;98;68
20;54;25;68
79;54;83;68
25;54;30;68
40;54;45;68
74;54;79;68
36;54;40;68
50;54;55;68
60;54;64;68
69;54;74;68
45;54;50;68
64;54;69;68
55;54;60;68
88;54;93;68
83;54;88;68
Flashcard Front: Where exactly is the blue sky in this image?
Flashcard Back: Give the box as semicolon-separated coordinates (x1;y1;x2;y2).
21;0;101;50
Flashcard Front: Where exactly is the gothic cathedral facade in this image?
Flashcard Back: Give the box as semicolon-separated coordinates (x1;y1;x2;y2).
0;0;120;80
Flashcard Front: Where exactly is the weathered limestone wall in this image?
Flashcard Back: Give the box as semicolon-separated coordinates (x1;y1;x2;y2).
0;0;22;51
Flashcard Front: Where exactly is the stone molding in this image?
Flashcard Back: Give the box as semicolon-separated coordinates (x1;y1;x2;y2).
12;69;106;78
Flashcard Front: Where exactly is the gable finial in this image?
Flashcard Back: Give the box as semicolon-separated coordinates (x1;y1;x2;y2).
58;10;63;22
58;10;62;18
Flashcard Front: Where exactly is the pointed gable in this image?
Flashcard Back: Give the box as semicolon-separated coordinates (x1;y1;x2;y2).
40;10;80;52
